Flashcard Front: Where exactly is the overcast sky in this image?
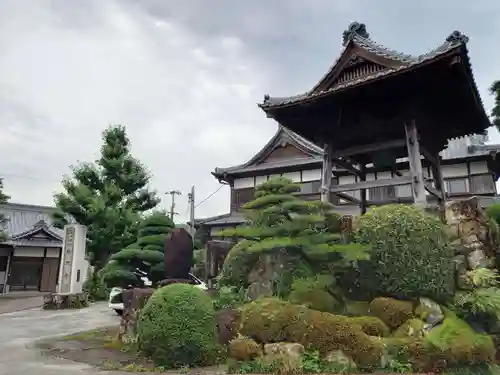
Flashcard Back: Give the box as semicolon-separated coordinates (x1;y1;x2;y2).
1;0;500;223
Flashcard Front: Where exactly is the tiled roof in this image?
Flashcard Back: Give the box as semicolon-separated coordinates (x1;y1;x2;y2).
213;126;500;177
0;202;63;246
213;125;323;177
259;23;474;109
195;212;246;227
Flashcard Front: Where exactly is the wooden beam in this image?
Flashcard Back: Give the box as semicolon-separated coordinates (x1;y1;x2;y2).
332;139;406;158
404;119;427;208
367;196;414;206
333;192;361;205
330;176;413;194
424;182;443;198
332;157;361;176
321;142;333;203
360;164;367;214
420;145;438;167
429;152;446;220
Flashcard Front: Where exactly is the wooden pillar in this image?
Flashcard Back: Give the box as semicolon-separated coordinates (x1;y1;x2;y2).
359;164;367;214
204;243;211;285
430;152;446;220
321;142;333;203
404;119;427;208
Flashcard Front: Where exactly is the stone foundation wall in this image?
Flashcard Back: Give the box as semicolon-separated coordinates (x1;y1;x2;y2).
445;197;498;289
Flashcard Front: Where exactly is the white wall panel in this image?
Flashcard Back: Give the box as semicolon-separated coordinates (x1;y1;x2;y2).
302;169;321;182
233;177;255;189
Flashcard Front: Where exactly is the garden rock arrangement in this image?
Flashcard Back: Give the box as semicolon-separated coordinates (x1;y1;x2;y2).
97;178;500;374
446;197;498;274
42;292;88;310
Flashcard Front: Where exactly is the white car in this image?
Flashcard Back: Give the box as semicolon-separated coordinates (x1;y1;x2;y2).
109;273;208;315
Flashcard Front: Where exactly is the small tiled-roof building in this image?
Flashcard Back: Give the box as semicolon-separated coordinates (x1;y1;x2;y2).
0;203;65;293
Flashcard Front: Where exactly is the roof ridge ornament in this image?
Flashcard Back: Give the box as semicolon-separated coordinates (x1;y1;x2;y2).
342;22;370;46
446;30;469;45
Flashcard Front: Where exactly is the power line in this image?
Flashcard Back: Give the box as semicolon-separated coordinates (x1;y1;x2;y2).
195;185;223;208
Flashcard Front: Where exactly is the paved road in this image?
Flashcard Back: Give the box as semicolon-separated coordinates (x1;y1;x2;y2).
0;303;120;375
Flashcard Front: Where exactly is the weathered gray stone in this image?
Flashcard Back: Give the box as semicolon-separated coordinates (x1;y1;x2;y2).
325;350;356;369
415;297;444;328
246;281;273;300
263;342;304;372
467;249;489;269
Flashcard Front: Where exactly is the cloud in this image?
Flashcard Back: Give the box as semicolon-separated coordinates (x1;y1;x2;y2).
0;0;275;221
1;0;500;223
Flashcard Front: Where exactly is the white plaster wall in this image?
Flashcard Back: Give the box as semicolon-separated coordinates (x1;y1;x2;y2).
302;169;321;182
268;174;281;180
255;175;267;185
46;248;60;258
377;171;392;179
233;177;254;189
470;161;489;174
442;164;468;178
281;171;301;182
13;247;44;257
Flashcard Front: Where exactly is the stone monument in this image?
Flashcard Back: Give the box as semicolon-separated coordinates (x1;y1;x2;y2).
159;227;194;286
43;224;90;309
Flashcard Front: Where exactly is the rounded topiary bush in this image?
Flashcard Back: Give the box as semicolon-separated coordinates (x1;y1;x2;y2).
137;283;217;368
355;204;455;302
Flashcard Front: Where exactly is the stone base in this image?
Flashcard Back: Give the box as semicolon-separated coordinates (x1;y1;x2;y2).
43;292;89;310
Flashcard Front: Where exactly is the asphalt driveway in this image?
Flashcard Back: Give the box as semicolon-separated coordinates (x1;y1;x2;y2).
0;302;120;375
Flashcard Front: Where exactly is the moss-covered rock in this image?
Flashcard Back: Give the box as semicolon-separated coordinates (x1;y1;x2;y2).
347;316;390;337
393;319;425;338
288;275;340;313
369;297;413;329
229;336;262;361
425;309;495;367
239;298;384;371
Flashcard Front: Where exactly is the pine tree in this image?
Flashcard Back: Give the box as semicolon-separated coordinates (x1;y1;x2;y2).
53;125;160;269
490;80;500;131
0;178;10;241
100;211;174;288
219;177;370;272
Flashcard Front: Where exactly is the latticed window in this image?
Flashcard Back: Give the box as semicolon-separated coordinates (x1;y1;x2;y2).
368;186;396;201
470;174;496;194
231;188;255;210
445;178;469;194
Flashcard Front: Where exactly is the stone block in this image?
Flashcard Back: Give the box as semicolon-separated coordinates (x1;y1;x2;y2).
43;292;88;310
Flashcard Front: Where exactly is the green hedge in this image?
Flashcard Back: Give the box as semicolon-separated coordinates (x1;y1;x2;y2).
355;204;455;302
137;283;217;367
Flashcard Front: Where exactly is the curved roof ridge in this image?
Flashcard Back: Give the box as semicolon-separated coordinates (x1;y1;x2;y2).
261;23;470;109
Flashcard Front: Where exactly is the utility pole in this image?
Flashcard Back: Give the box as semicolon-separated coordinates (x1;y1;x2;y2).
187;186;195;236
166;190;181;221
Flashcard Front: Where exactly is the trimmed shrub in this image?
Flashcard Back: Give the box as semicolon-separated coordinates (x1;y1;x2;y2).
239;298;384;371
137;283;217;368
369;297;414;329
355;204;455;302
